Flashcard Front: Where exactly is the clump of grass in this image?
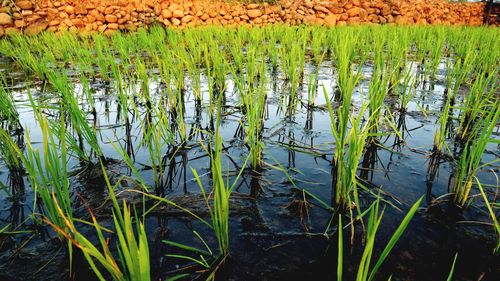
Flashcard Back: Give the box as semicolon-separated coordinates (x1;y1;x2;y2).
192;124;248;256
323;86;369;211
452;104;499;206
337;196;422;281
47;169;151;281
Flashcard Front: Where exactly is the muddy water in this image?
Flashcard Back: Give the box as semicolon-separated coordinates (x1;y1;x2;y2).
0;56;499;281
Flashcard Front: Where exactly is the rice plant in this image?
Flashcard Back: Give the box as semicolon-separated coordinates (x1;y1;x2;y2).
337;196;422;281
324;86;369;211
452;104;500;206
47;168;151;281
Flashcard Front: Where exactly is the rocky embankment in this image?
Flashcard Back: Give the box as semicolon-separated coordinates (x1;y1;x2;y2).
0;0;489;36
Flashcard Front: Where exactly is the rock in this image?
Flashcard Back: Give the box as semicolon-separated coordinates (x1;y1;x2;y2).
104;7;114;15
24;20;48;35
324;14;337;26
182;15;194;23
347;7;366;17
14;20;24;28
16;1;33;10
48;20;60;26
247;9;262;19
200;13;209;21
65;5;75;14
108;23;119;30
172;10;184;18
75;4;88;15
247;4;259;10
71;18;84;28
395;15;409;25
303;15;316;25
161;9;172;19
105;14;118;23
314;5;330;14
347;17;361;25
0;26;4;37
172;18;181;26
0;13;12;25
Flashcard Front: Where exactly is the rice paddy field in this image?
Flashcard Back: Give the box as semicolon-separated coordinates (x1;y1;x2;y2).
0;25;499;281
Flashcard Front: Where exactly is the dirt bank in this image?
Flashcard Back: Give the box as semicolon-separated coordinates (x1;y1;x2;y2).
0;0;490;36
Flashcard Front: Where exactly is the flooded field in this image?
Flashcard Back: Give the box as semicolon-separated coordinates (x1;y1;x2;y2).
0;26;498;280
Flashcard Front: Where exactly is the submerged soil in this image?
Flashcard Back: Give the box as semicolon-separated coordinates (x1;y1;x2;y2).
0;40;499;280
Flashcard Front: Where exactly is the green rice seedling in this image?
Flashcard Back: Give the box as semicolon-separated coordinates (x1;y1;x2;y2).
433;98;452;155
445;45;476;101
386;28;410;96
47;169;151;281
456;68;498;143
337;196;422;281
23;117;73;230
323;85;369;211
330;28;363;103
397;63;417;114
20;115;75;270
242;66;267;171
0;76;18;125
139;106;175;191
311;27;327;66
452;104;500;206
425;28;446;80
367;36;391;142
279;34;306;117
228;43;267;171
192;104;249;256
446;253;459;281
45;72;103;160
0;128;23;171
475;179;500;252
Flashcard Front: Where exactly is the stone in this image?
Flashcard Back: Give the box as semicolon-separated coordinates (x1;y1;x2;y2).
24;20;48;35
347;7;366;17
314;5;330;14
65;5;75;14
0;13;12;25
182;15;194;23
247;9;262;19
303;15;316;25
324;14;337;26
172;10;184;18
104;7;114;15
48;20;60;26
16;1;33;10
71;18;84;27
108;23;119;29
14;20;24;28
105;14;118;23
200;13;209;21
247;4;259;10
161;9;172;19
172;18;181;25
75;4;88;15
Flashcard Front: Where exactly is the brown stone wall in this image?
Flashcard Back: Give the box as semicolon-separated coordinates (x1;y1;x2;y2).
0;0;489;36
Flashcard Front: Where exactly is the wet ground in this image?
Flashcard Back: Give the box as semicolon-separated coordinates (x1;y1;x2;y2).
0;54;499;280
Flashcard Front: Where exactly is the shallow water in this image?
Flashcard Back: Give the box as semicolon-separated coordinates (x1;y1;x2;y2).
0;51;499;281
